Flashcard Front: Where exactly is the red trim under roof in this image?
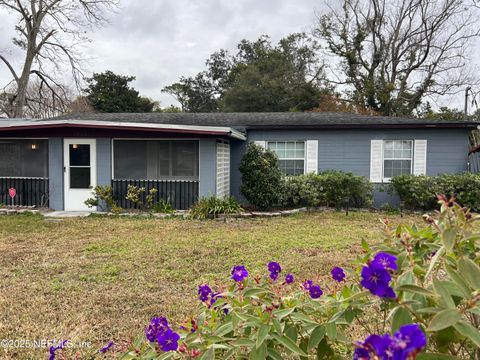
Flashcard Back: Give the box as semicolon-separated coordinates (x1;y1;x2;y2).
0;123;231;136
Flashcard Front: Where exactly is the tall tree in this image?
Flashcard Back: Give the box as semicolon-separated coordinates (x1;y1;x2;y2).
84;70;157;113
0;0;118;118
163;34;329;112
315;0;480;116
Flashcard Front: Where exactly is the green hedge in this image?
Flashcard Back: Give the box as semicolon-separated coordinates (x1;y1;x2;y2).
282;170;373;208
389;173;480;210
239;144;284;210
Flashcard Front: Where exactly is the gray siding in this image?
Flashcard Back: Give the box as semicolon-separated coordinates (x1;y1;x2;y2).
96;138;112;186
48;138;64;211
199;139;217;198
231;128;471;206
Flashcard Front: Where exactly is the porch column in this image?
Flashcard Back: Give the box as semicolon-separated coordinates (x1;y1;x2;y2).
199;139;216;198
96;138;112;186
48;138;64;211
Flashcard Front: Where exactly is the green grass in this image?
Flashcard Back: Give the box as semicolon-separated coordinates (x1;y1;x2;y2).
0;211;421;359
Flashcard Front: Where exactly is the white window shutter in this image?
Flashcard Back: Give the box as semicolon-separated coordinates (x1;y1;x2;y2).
253;141;266;149
413;140;427;175
305;140;318;174
370;140;383;182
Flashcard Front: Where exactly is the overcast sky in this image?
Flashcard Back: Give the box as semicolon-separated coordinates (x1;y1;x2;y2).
0;0;477;110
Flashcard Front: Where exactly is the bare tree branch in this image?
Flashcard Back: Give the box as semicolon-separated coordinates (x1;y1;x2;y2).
0;0;119;118
315;0;480;116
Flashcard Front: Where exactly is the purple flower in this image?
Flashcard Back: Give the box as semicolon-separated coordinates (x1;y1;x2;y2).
331;267;346;282
99;341;114;354
390;323;427;357
372;252;398;271
209;292;221;308
285;273;294;284
268;261;282;273
354;334;391;359
302;279;313;290
309;285;323;299
145;317;169;342
198;284;212;302
269;271;280;281
354;324;426;359
231;265;248;282
360;263;396;299
49;340;68;360
157;328;180;352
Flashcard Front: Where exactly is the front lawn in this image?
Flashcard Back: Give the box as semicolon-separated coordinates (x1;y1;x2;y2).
0;211;420;358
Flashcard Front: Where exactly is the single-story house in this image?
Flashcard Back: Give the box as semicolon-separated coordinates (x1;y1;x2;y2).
0;112;478;211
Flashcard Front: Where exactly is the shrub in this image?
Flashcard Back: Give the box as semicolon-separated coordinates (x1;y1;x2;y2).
84;185;121;213
390;173;480;210
121;195;480;359
125;186;174;213
190;196;243;219
283;170;373;208
240;144;284;210
152;199;174;214
125;184;146;208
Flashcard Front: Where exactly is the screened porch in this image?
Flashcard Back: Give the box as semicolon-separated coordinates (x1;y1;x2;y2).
112;139;200;209
0;139;49;207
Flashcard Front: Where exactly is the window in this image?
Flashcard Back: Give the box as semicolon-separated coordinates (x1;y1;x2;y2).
267;141;305;176
383;140;413;180
113;140;199;180
0;139;48;178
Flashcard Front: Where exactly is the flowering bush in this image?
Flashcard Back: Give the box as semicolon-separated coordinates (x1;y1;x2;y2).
121;195;480;359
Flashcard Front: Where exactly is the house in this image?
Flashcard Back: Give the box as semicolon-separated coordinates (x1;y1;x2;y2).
0;113;477;211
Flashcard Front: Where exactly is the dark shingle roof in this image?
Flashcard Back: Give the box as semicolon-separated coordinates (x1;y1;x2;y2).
51;112;480;129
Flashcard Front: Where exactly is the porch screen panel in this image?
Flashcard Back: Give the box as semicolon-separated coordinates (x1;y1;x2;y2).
0;139;48;178
114;140;199;180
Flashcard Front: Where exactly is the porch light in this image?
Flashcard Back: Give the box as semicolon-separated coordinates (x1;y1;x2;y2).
31;144;37;150
72;144;78;149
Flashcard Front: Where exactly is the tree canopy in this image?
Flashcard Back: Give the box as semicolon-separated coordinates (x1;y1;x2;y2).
315;0;480;116
84;71;157;113
163;34;330;112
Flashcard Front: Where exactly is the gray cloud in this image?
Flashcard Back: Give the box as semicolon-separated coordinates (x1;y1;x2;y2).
0;0;477;110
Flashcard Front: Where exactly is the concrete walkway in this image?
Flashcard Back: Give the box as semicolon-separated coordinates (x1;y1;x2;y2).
43;211;93;218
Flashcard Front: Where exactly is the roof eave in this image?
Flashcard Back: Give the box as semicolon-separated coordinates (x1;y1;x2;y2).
0;120;247;140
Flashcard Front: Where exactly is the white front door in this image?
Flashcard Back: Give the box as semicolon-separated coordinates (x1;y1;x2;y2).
64;139;96;211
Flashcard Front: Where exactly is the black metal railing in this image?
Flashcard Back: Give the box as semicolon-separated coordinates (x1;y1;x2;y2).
0;177;49;207
112;179;199;210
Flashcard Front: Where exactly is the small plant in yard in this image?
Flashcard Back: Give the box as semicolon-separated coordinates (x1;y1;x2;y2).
152;198;175;214
84;185;122;213
120;195;480;359
126;184;146;208
190;196;243;219
146;188;159;209
126;186;174;213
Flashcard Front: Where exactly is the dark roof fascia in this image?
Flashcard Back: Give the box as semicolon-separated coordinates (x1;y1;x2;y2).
244;123;479;130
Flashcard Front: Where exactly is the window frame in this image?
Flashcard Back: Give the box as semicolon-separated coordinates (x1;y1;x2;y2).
382;140;414;182
267;140;306;176
0;138;49;179
112;138;200;181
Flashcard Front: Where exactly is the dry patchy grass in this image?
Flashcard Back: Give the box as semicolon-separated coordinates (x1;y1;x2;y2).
0;211;421;359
